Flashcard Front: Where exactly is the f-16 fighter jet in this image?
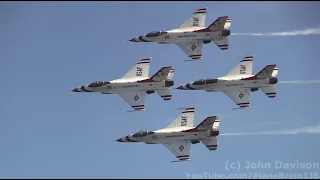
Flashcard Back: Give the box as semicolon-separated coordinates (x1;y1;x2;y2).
129;8;231;61
116;107;221;162
72;58;175;112
177;56;279;109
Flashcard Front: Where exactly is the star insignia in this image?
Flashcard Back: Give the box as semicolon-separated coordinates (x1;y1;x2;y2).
134;95;139;101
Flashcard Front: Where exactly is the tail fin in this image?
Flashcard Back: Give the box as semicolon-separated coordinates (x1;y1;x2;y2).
121;58;151;79
201;137;218;151
167;68;175;80
149;66;172;82
166;107;195;128
255;64;277;79
180;8;207;28
183;116;220;132
195;116;220;131
260;66;278;98
212;38;229;50
224;18;232;30
260;86;276;98
272;66;278;77
207;16;229;31
156;89;172;101
225;56;254;76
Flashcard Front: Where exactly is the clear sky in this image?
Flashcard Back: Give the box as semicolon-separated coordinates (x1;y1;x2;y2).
1;1;320;178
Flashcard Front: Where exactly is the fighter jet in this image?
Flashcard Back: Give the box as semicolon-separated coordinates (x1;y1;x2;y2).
116;107;220;162
176;56;279;109
72;58;175;111
129;8;231;61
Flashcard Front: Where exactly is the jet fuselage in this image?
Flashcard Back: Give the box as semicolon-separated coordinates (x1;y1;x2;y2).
72;78;174;94
117;127;219;144
178;76;278;92
129;28;230;44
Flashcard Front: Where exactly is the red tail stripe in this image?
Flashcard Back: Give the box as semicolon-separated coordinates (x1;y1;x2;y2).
140;58;150;61
185;108;195;110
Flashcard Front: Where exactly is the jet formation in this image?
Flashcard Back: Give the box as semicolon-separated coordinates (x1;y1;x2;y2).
72;7;279;162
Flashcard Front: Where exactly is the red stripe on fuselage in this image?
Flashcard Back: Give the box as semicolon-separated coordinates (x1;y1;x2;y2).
242;76;257;80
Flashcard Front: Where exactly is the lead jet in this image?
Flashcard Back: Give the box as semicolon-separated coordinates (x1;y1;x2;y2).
72;58;175;111
129;8;231;61
177;56;279;109
116;107;221;162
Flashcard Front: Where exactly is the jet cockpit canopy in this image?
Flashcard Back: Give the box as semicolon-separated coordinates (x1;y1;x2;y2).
205;78;218;84
145;31;168;37
192;78;218;85
192;79;205;85
88;81;110;88
132;131;155;137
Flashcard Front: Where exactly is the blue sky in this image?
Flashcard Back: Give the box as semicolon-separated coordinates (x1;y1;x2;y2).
1;1;320;178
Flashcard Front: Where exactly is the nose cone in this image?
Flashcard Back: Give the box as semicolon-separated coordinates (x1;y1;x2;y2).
116;138;124;142
72;88;80;92
129;37;138;42
176;84;188;90
176;85;183;90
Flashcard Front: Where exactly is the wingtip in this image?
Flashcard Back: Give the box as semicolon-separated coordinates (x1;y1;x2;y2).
184;58;202;62
171;159;191;162
232;106;251;110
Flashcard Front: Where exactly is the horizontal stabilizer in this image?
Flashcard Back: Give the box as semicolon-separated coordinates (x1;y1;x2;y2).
156;89;172;101
201;137;218;151
260;86;276;98
212;38;229;50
